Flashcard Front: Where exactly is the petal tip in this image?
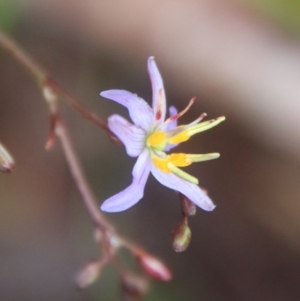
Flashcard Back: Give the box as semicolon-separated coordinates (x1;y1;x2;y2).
99;90;109;98
148;56;157;68
209;203;217;211
100;200;121;213
100;203;112;213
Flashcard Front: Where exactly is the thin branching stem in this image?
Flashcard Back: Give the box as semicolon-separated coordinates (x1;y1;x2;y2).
0;29;117;233
0;29;170;287
0;29;110;133
55;115;115;233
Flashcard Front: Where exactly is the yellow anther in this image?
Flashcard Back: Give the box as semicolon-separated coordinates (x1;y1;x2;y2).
168;130;189;144
147;131;167;147
169;153;191;167
152;156;171;173
152;154;198;184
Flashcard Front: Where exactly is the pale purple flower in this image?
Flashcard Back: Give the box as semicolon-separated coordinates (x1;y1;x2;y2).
100;57;225;212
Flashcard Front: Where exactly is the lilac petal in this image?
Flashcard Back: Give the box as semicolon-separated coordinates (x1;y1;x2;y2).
151;165;216;211
162;106;178;132
100;90;154;131
101;149;151;212
108;114;146;157
163;106;179;152
147;57;166;125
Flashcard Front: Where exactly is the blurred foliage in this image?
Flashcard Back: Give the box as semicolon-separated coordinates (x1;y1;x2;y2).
0;0;21;32
241;0;300;33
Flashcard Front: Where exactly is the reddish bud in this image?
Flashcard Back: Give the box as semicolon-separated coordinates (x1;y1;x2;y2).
136;253;172;281
75;260;103;289
0;143;15;173
172;223;192;252
121;271;149;299
180;193;196;216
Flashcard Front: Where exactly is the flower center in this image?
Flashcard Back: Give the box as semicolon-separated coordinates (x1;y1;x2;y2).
147;131;167;151
146;99;225;184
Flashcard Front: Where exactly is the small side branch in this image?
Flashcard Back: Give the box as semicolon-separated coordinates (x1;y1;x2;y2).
0;29;171;294
0;29;111;134
55;116;114;233
0;30;46;84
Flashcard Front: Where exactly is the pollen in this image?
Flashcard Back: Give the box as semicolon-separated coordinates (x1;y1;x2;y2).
168;130;190;144
169;153;191;167
147;131;167;147
152;156;171;173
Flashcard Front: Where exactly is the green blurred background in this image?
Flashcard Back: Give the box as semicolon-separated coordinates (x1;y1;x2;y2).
1;0;300;300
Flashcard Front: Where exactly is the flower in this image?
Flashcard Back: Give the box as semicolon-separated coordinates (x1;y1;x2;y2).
100;57;225;212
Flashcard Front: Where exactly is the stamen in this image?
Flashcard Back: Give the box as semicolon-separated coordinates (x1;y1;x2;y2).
152;156;170;173
169;153;191;167
151;153;204;184
167;163;199;184
160;97;197;130
167;116;225;145
181;112;207;129
168;130;190;144
187;116;225;136
147;131;167;147
169;97;196;121
186;153;220;162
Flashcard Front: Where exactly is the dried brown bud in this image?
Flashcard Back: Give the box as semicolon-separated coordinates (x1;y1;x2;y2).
75;260;103;289
136;252;172;281
0;143;14;173
172;223;192;252
180;193;196;216
121;271;150;300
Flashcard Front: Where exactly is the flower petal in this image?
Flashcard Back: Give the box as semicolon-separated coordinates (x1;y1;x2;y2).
151;165;216;211
163;106;178;152
100;90;154;131
101;149;151;212
147;57;166;125
108;114;146;157
162;106;178;132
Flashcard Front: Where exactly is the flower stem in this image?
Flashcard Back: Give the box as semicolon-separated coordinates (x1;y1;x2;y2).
0;29;110;133
0;29;170;285
0;30;46;84
55;115;115;233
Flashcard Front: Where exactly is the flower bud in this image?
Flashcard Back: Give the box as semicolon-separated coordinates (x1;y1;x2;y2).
0;143;14;173
136;252;172;281
75;260;103;289
172;223;192;252
121;271;149;300
180;193;196;216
